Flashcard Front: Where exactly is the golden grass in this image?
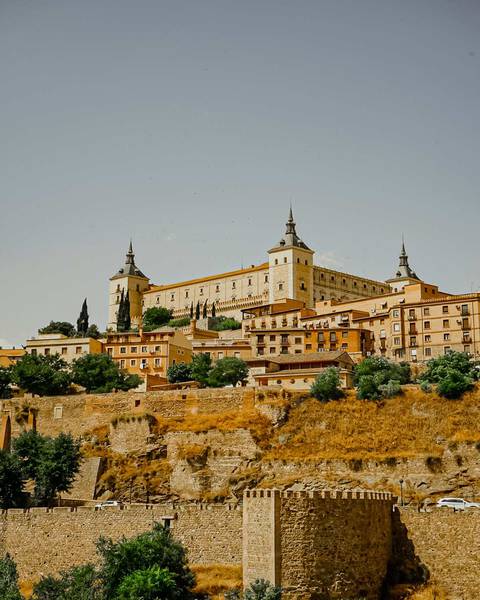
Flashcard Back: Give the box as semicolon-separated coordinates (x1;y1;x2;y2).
264;388;480;462
192;564;242;599
407;583;448;600
19;579;35;599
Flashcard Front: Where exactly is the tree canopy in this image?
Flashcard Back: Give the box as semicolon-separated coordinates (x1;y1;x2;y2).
11;354;72;396
210;317;242;331
13;431;82;506
418;351;477;399
0;367;12;399
190;353;212;387
208;357;248;387
0;451;25;509
167;362;193;384
355;356;409;400
72;353;141;393
142;307;173;331
39;321;76;337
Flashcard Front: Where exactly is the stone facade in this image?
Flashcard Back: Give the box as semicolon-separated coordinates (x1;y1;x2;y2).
243;489;394;600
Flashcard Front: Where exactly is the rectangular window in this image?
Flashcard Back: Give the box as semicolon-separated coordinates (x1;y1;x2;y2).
444;333;450;341
270;335;276;341
120;359;126;368
31;349;37;356
294;337;302;344
154;358;161;367
393;323;401;332
424;347;432;357
155;346;161;352
425;335;431;343
342;331;348;338
341;343;348;349
443;320;449;328
130;359;136;366
75;347;82;354
44;348;50;356
120;347;126;354
444;346;451;354
234;352;241;359
392;309;399;317
61;347;67;354
141;346;148;353
394;337;401;345
269;347;275;353
423;307;430;316
131;347;137;353
329;333;337;342
306;344;312;350
442;306;449;314
461;304;469;316
424;321;430;329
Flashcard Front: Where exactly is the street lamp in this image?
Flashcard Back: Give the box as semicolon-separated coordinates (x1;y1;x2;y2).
399;479;404;507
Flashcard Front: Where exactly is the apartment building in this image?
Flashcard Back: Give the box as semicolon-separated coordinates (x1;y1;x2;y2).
25;334;103;364
105;327;192;387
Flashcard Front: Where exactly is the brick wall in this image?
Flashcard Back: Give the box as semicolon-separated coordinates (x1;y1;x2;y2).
0;503;242;580
243;489;394;600
400;509;480;600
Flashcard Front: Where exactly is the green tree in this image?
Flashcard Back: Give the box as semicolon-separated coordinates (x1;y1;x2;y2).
142;307;173;331
167;362;193;384
0;366;12;399
97;523;196;600
85;324;102;339
310;367;344;402
0;555;22;600
71;353;141;393
39;321;76;337
0;451;25;509
11;354;72;396
190;353;212;387
116;566;176;600
419;351;477;383
208;357;248;387
32;564;101;600
13;431;82;505
354;356;409;400
356;374;382;401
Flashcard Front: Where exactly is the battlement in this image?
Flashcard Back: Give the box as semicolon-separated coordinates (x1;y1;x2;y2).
244;488;395;502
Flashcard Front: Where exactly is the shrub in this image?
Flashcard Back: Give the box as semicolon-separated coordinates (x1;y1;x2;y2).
168;317;191;328
190;353;212;387
378;379;402;398
39;321;76;337
420;380;432;393
225;579;282;600
436;369;474;400
310;367;344;402
210;317;242;331
32;564;101;600
97;523;196;599
116;566;176;600
419;351;477;383
0;555;22;600
356;375;382;401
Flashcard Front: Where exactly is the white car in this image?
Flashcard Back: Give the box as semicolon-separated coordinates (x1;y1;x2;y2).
95;500;123;509
436;497;480;511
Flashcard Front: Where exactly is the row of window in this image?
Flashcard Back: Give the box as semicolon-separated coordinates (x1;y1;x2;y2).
315;273;385;293
393;304;470;318
119;358;161;368
31;347;83;356
393;319;471;332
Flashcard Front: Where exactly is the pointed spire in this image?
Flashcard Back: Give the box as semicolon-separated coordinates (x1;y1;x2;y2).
126;240;134;265
112;241;147;279
394;237;419;280
285;205;296;235
270;206;311;251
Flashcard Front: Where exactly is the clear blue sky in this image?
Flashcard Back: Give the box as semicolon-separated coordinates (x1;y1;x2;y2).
1;0;479;347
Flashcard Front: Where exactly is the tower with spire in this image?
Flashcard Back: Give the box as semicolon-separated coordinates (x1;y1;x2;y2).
385;238;421;292
267;207;314;306
108;242;149;331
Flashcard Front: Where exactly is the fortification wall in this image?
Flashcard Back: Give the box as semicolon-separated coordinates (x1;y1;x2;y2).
401;509;480;600
0;388;260;439
243;489;394;600
0;503;242;580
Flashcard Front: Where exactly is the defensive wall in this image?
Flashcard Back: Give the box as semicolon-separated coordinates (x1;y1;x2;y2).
400;509;480;600
243;489;394;600
0;502;242;580
0;387;284;439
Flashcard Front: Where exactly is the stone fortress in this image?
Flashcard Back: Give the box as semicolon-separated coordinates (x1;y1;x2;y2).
108;208;390;330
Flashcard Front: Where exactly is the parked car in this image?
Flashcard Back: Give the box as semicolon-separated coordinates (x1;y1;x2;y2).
95;500;123;509
436;497;480;511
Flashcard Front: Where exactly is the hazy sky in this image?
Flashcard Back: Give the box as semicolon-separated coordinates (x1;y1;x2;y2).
1;0;479;347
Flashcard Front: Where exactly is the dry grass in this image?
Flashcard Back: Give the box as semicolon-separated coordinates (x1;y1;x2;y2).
192;564;242;599
264;388;480;462
407;583;448;600
19;579;35;599
153;409;272;446
176;444;208;461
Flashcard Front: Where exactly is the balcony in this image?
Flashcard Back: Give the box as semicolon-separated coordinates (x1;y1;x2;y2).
407;315;417;321
463;336;472;343
461;321;471;330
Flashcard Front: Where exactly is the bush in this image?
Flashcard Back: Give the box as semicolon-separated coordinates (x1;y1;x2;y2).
0;555;22;600
72;353;141;393
310;367;344;402
419;351;476;383
190;353;212;387
420;380;432;393
39;321;76;337
436;369;474;400
116;566;176;600
210;317;242;331
378;379;402;398
167;362;193;384
168;317;191;328
356;375;382;401
225;579;282;600
97;523;196;599
32;564;101;600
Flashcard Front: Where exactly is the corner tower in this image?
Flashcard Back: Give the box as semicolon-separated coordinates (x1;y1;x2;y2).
108;242;149;331
385;238;421;292
268;208;314;307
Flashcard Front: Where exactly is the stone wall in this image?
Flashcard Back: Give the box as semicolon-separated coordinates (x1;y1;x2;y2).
0;503;242;580
243;489;394;600
0;388;260;440
401;509;480;600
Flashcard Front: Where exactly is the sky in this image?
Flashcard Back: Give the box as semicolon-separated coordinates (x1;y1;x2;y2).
1;0;480;347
